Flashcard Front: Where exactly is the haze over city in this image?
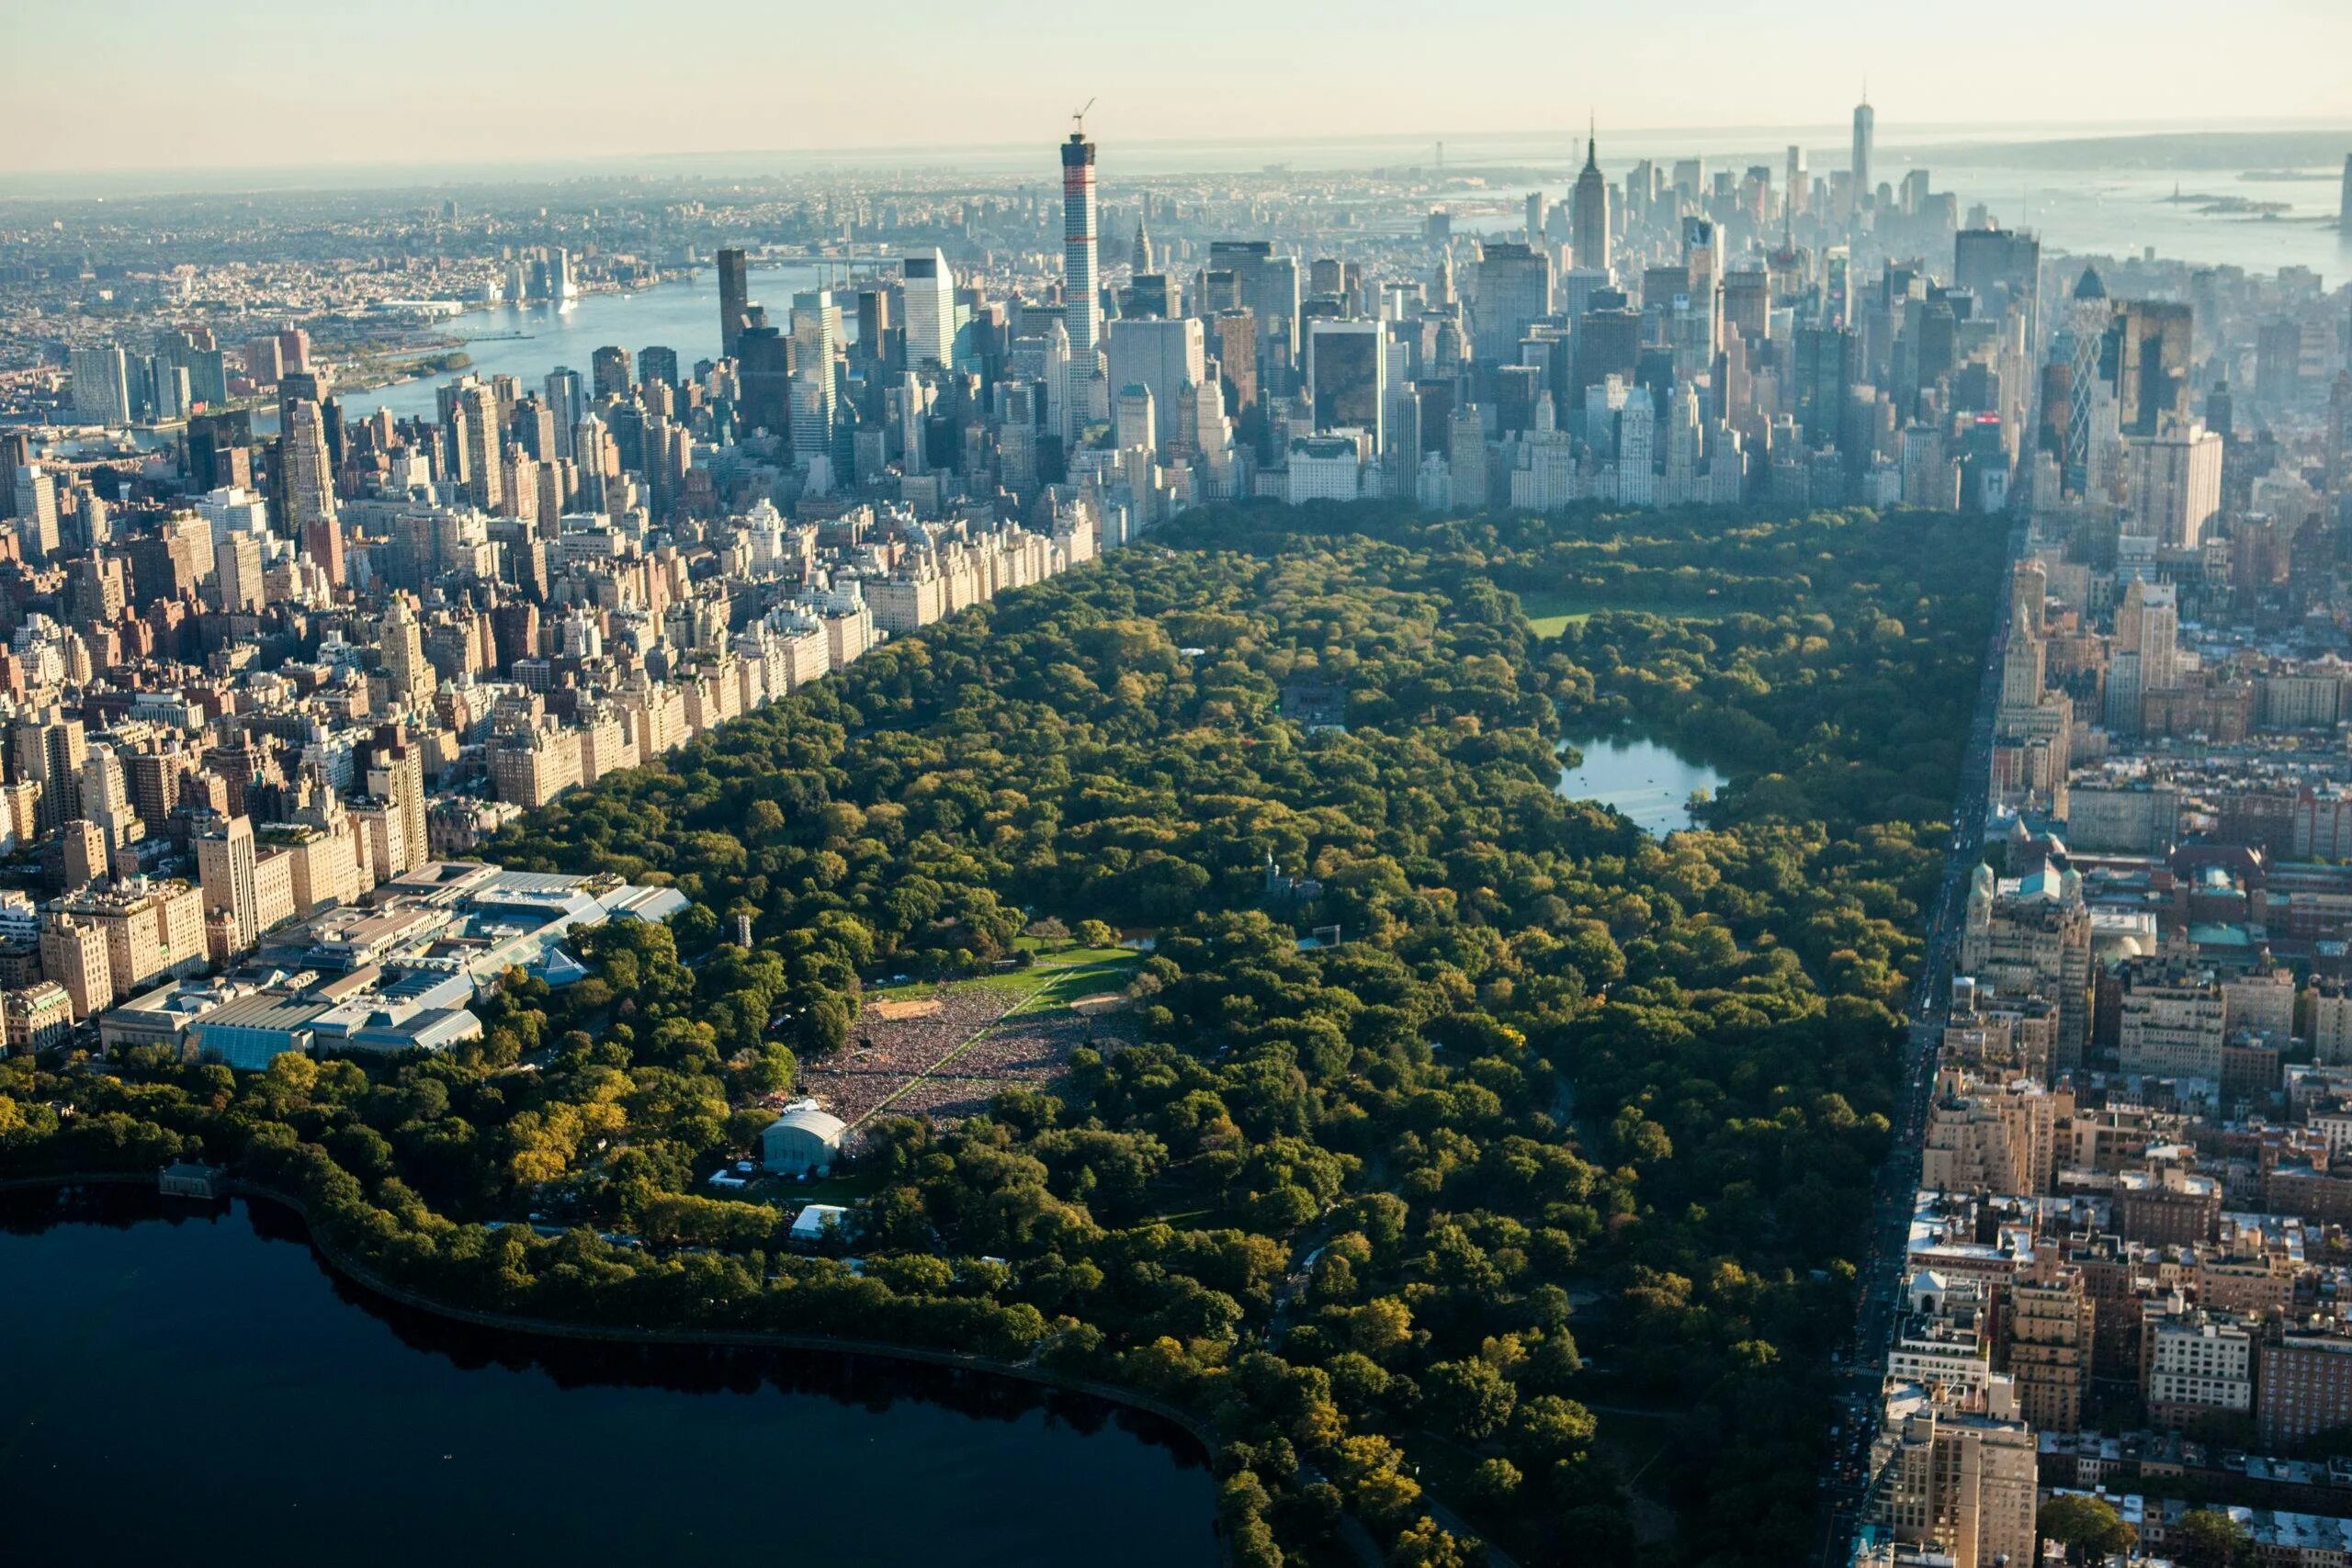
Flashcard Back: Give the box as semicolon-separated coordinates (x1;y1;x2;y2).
6;0;2351;173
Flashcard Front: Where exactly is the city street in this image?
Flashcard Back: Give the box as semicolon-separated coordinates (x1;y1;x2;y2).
1818;513;2029;1563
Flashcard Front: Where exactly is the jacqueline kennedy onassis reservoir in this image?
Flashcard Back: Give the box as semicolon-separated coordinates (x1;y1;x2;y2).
2;1187;1216;1567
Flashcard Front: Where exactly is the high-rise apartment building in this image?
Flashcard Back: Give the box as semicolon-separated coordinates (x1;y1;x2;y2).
213;533;265;615
2126;422;2222;548
1061;129;1101;371
12;464;59;560
1874;1377;2035;1568
71;345;130;425
365;731;427;879
196;812;261;955
2144;1312;2253;1431
456;382;503;512
2009;1262;2093;1434
2258;1332;2352;1449
2115;955;2225;1078
1961;863;2094;1066
379;593;436;710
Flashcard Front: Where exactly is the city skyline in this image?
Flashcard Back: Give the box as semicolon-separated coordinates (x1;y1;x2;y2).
6;0;2350;175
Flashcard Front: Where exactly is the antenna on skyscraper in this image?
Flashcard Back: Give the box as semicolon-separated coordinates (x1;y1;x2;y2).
1073;97;1096;137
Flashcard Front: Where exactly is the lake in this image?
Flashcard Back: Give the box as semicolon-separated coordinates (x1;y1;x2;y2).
1557;734;1726;836
0;1186;1216;1568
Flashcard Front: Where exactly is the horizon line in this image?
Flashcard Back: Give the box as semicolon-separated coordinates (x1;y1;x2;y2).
7;115;2350;192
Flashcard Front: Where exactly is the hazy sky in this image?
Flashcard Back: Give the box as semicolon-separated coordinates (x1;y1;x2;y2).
8;0;2350;174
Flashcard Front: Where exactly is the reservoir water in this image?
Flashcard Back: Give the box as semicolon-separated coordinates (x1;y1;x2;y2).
1557;735;1727;837
0;1187;1216;1568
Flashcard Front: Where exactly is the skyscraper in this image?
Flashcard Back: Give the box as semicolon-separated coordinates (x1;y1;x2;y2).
12;465;59;560
591;345;631;399
2063;266;2112;491
1061;127;1101;370
736;308;792;439
380;593;435;710
903;248;956;370
1474;241;1551;367
1108;316;1204;455
1307;320;1386;450
196;813;261;954
2340;154;2352;239
455;382;503;511
789;289;839;468
1570;125;1612;275
366;731;427;878
1208;240;1300;393
279;399;338;537
718;247;750;359
544;367;583;458
639;346;679;389
2116;299;2193;437
1795;324;1856;448
71;345;130;425
1954;228;2044;354
1850;90;1875;215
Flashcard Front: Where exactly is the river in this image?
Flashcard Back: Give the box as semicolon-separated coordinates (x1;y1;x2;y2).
288;260;859;428
1557;735;1726;837
0;1186;1216;1567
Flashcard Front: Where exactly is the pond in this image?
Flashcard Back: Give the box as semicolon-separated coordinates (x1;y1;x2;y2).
0;1186;1216;1567
1556;734;1728;837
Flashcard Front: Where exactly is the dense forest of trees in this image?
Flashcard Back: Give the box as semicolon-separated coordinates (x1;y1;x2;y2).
0;500;2000;1567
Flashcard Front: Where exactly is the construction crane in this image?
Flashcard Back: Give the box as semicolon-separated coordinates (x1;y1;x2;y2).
1072;97;1095;137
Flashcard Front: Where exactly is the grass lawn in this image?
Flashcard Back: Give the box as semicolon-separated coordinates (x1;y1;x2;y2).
1006;948;1142;1014
861;944;1140;1010
1513;589;1721;638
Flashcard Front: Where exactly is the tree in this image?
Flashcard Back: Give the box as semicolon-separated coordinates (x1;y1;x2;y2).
1466;1458;1521;1506
1076;919;1117;950
1424;1357;1517;1442
1385;1517;1468;1568
2039;1495;2136;1564
1351;1296;1415;1359
2167;1508;2254;1568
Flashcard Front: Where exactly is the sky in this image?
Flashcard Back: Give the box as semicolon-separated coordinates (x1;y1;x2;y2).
6;0;2351;175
